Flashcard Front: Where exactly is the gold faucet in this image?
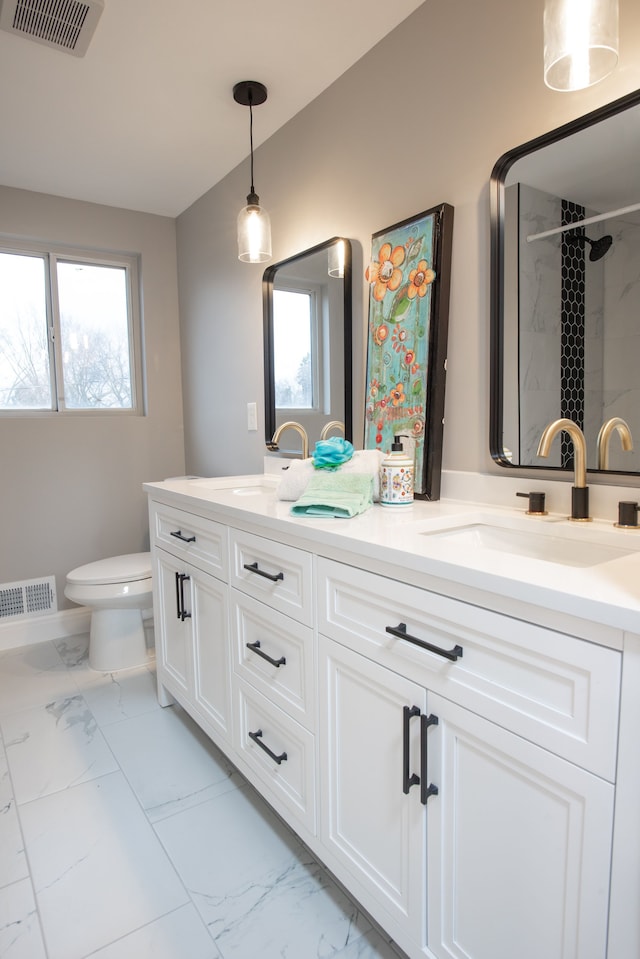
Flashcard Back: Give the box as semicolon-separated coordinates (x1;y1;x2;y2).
319;420;345;440
536;418;591;521
597;417;633;470
269;421;309;459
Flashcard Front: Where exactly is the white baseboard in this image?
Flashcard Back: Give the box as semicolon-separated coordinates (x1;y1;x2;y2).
0;607;91;653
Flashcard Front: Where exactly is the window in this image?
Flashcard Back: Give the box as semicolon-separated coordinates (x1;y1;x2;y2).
273;286;323;411
0;243;142;413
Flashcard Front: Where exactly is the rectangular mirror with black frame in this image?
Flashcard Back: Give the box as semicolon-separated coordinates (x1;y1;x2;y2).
263;237;352;454
490;88;640;476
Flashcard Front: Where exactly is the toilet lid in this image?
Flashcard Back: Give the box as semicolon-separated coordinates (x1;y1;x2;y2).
67;552;152;586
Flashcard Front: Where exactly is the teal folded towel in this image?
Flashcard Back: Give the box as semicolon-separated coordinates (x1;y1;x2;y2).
290;472;373;518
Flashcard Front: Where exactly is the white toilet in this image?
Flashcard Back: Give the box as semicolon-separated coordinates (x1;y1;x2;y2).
64;553;153;671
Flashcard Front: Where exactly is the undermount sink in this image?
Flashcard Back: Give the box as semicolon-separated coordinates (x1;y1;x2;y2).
187;477;277;495
227;486;270;496
421;518;637;568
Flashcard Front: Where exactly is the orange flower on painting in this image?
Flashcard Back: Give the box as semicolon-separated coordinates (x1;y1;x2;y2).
366;242;405;301
407;260;436;299
373;324;389;346
390;383;406;406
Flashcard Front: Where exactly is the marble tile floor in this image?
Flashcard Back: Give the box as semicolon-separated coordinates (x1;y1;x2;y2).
0;635;408;959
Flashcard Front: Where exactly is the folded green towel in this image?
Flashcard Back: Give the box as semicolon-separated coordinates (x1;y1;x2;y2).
290;472;373;518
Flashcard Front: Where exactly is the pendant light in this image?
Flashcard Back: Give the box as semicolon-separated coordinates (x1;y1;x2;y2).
233;80;272;263
328;239;345;278
544;0;618;91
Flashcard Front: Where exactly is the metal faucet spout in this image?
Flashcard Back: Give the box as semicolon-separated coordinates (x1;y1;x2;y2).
269;421;309;460
319;420;345;440
536;418;590;521
596;417;633;470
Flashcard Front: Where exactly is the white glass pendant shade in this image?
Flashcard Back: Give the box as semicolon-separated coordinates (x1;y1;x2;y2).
237;194;272;264
328;239;345;278
544;0;618;91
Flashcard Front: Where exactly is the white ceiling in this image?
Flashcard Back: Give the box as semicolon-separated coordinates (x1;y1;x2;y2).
0;0;425;217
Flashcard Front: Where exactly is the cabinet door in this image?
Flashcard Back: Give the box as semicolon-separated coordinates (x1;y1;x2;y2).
190;565;231;745
153;549;192;697
319;634;427;943
427;693;614;959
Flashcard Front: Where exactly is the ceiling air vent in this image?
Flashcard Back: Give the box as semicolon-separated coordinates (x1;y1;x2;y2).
0;0;104;57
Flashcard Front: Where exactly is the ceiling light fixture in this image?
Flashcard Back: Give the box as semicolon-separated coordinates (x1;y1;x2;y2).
544;0;618;91
233;80;272;264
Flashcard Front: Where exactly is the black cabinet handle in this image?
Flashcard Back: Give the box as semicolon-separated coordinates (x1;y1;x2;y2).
402;705;421;794
246;640;286;668
170;530;196;543
174;571;182;620
243;561;284;583
386;622;463;662
420;713;439;804
178;572;191;621
248;729;287;765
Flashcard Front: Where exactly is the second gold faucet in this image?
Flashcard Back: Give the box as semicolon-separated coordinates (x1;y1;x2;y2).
597;417;633;470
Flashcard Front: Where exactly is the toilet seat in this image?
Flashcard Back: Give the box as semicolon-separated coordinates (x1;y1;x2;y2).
67;552;151;586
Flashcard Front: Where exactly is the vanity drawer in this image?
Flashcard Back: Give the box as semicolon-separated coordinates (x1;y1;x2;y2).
317;557;621;780
230;529;313;626
231;590;315;730
234;677;316;834
151;502;228;580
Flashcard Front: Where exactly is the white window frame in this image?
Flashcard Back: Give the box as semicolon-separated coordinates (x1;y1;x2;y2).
0;238;144;416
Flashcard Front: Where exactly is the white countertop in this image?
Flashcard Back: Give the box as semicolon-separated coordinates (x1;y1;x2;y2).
144;473;640;637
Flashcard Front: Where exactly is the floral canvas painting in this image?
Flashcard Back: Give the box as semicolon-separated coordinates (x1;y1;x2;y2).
364;205;454;499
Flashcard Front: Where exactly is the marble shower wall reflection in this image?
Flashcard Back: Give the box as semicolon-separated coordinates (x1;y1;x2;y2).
509;182;640;472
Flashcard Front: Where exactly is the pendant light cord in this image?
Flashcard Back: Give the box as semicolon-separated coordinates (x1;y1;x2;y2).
248;94;255;196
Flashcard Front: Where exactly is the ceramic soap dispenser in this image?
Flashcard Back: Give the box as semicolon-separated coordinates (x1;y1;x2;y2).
380;435;414;507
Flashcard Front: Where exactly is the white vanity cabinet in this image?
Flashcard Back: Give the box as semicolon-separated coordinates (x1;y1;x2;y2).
145;483;631;959
150;502;232;747
317;557;619;959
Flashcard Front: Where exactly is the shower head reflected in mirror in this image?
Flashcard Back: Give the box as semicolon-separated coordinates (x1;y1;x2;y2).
566;232;613;262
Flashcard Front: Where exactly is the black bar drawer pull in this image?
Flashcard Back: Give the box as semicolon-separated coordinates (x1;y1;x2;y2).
170;530;196;543
248;729;287;765
174;571;182;620
386;622;463;662
178;573;191;621
246;640;286;668
402;705;421;794
420;713;439;805
243;561;284;583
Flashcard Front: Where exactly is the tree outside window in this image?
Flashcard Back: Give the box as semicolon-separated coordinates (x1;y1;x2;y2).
0;247;141;414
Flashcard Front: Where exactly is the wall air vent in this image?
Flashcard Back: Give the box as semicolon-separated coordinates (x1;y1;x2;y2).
0;576;57;620
0;0;104;57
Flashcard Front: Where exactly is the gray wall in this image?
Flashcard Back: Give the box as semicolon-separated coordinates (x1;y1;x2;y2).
176;0;640;479
0;187;185;607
